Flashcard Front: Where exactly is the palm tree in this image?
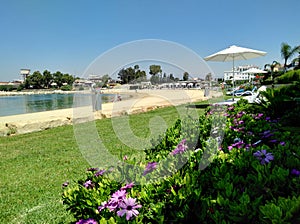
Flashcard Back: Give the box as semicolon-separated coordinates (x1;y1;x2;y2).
291;53;300;70
264;61;281;81
281;42;300;72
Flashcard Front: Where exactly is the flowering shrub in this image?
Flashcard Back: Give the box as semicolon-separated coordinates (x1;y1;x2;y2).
62;99;300;223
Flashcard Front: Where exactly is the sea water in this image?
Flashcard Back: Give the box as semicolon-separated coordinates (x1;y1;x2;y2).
0;93;116;116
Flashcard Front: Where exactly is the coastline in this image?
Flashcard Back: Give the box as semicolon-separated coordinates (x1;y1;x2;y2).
0;89;76;96
0;89;222;136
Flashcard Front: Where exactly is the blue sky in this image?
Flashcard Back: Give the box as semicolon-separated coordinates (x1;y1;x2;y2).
1;0;299;81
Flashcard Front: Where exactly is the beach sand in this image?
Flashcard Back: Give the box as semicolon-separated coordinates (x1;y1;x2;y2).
0;89;222;136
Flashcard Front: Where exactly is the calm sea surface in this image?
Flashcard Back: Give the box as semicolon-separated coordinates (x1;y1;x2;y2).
0;93;116;116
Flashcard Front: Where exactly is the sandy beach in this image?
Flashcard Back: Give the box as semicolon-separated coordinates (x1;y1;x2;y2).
0;89;222;136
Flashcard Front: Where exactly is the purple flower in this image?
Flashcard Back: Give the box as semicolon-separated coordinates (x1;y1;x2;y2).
253;149;274;165
245;144;251;150
171;139;188;155
265;116;271;121
230;138;245;149
254;113;264;119
279;141;285;146
207;110;213;115
117;198;142;221
236;111;246;118
106;190;127;211
123;155;128;161
120;182;135;191
98;201;108;212
94;169;106;177
237;127;245;132
62;181;69;188
228;145;233;151
269;139;278;143
83;180;94;189
76;218;98;224
227;106;234;111
247;131;254;136
235;141;245;149
260;130;274;138
111;190;127;203
143;162;158;176
238;120;244;125
291;169;300;177
107;200;119;211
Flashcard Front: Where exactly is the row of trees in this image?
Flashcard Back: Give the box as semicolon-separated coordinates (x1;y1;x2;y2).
117;64;190;84
23;70;76;89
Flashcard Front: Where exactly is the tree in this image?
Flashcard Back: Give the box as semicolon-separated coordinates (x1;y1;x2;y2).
183;72;189;81
100;74;110;87
53;71;64;87
43;70;53;88
135;70;147;81
61;73;75;85
24;71;43;89
281;42;300;72
264;61;281;81
169;73;175;81
117;65;146;84
149;65;162;84
134;65;140;71
149;65;162;76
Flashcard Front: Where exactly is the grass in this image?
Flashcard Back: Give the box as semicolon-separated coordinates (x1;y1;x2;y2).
0;101;207;223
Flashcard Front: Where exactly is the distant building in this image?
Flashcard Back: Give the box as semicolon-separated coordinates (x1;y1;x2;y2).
224;65;259;81
20;69;30;81
88;74;102;82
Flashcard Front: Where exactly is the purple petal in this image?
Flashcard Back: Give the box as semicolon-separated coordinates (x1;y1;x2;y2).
126;210;134;220
280;141;285;146
253;151;262;157
117;209;126;217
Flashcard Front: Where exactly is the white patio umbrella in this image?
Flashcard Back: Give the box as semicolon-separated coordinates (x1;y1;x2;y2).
204;45;267;100
242;67;267;74
242;68;267;84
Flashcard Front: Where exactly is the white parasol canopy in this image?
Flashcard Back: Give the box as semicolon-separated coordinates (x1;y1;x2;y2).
204;45;267;100
204;45;267;62
242;67;267;74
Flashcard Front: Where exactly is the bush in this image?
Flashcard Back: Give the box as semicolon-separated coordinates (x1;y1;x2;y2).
61;85;72;91
275;69;300;84
62;101;300;223
0;85;15;91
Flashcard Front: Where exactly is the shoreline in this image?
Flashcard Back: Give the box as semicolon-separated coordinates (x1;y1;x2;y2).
0;89;222;136
0;89;76;96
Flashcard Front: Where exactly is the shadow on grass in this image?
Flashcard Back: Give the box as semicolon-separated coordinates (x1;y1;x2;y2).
186;104;210;109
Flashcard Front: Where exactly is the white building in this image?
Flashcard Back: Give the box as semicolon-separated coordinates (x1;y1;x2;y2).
224;65;259;81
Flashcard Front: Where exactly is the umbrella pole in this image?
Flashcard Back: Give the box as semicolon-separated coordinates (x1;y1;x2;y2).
232;58;235;101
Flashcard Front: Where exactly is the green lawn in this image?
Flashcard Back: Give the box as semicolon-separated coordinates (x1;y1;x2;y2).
0;102;207;223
